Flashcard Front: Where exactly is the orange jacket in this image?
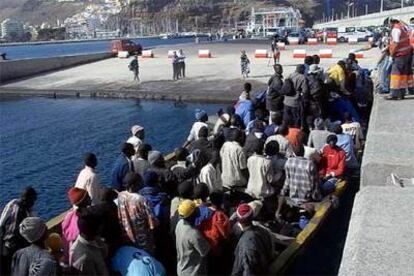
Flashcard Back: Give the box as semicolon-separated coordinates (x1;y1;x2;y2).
389;22;413;57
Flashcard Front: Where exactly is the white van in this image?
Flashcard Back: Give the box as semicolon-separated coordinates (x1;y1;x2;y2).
338;27;372;42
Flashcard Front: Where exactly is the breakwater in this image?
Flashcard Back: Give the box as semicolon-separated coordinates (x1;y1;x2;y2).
0;53;112;83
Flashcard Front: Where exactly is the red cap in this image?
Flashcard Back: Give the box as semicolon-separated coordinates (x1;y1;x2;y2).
236;203;253;222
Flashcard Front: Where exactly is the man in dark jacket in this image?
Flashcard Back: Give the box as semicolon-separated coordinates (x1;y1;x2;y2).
266;64;284;115
243;122;265;158
231;204;275;276
148;151;179;196
190;126;213;160
284;64;309;128
307;64;326;118
111;143;135;191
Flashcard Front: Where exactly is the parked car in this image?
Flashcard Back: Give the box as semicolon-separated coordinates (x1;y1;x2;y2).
111;39;142;56
287;32;306;44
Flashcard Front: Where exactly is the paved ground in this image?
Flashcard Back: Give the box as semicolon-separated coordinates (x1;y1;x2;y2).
0;40;379;102
339;93;414;276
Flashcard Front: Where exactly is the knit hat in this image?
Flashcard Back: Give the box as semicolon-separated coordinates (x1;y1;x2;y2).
143;171;158;187
236;204;254;223
148;151;163;166
178;199;197;218
131;125;144;136
19;217;47;243
195;109;207;121
314;117;325;130
68;187;87;206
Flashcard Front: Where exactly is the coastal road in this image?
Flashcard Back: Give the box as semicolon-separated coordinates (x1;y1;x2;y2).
0;41;380;102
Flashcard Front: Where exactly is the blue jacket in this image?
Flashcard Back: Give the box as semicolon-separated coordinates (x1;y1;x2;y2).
235;100;254;128
336;134;358;169
111;153;132;191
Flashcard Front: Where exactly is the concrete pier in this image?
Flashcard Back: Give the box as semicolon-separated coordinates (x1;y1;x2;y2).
339;95;414;275
0;41;379;102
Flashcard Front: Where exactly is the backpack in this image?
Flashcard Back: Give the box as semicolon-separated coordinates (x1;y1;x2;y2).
281;78;296;97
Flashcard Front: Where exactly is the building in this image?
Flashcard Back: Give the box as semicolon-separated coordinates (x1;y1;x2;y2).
246;7;302;36
1;18;24;39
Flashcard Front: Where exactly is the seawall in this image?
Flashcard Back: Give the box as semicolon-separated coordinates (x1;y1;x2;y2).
313;6;414;29
0;52;112;83
339;95;414;275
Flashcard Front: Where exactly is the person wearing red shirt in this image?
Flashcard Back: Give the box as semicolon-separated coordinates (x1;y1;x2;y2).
319;135;346;195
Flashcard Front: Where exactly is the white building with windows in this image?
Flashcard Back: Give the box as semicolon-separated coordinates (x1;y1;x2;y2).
1;18;24;38
246;7;302;36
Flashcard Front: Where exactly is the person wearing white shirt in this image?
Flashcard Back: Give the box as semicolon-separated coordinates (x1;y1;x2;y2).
127;125;145;157
183;109;208;148
74;153;102;205
197;152;222;193
341;112;364;151
246;149;273;200
220;132;248;190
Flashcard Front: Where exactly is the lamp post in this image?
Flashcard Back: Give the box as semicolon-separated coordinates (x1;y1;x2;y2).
380;0;384;12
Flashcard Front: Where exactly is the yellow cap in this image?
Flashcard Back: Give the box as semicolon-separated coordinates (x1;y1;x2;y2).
178;199;196;218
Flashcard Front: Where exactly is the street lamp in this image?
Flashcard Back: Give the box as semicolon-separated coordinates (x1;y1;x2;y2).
347;2;354;18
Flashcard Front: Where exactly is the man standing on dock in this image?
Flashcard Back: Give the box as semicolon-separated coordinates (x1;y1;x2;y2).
385;17;414;100
129;55;140;83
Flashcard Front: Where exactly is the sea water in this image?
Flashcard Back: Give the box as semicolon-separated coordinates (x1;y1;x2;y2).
0;97;222;219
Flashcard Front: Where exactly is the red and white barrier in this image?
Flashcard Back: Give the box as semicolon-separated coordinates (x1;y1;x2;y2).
198;49;211;58
293;49;306;58
319;49;333;58
167;50;177;58
350;49;364;58
288;37;299;45
326;38;337;45
348;37;358;44
255;49;269;58
307;38;318;45
117;51;129;58
142;50;154;58
276;42;286;50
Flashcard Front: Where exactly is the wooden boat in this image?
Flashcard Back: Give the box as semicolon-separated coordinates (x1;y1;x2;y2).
46;170;348;274
45;114;350;273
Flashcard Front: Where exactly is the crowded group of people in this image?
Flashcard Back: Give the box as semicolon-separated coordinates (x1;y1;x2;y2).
1;19;390;275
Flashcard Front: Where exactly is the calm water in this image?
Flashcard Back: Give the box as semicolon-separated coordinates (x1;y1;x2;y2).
0;37;205;60
0;97;222;219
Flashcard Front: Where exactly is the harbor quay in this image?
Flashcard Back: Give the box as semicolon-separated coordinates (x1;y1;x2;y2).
0;41;379;102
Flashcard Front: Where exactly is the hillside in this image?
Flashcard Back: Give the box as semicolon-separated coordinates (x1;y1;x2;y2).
0;0;89;25
108;0;321;35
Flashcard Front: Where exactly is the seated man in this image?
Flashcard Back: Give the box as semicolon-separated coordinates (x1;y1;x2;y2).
341;112;364;152
276;145;321;220
11;217;57;276
319;135;346;195
231;204;275;275
333;125;359;170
